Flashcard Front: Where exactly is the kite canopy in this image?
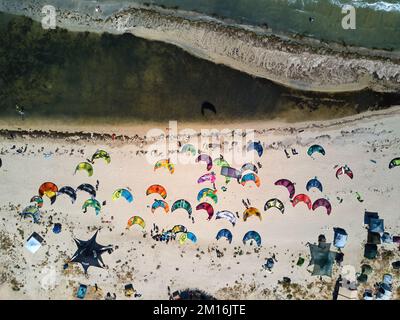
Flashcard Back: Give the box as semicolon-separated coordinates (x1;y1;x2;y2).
240;173;260;187
243;231;262;247
197;188;218;204
76;183;96;198
58;186;77;204
312;198;332;215
21;205;41;223
178;233;188;245
333;227;348;249
247;141;263;157
336;165;353;179
171;199;192;216
181;144;196;156
264;198;285;214
216;210;236;226
30;195;44;208
243;207;262;221
389;157;400;169
146;184;167;199
196;154;213;171
307;145;325;157
75;162;94;177
171;225;187;234
127;216;145;229
70;231;113;273
306;177;323;192
112;188;133;203
309;243;336;277
154;159;175;174
197;172;216;184
214;158;230;168
240;163;258;174
274;179;295;199
195;202;214;220
220;166;241;180
82;199;101;215
185;232;197;243
216;229;233;244
91;149;111;164
151;199;169;213
38;182;58;205
292;194;312;210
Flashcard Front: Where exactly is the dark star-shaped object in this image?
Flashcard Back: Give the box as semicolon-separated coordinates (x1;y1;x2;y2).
70;231;113;273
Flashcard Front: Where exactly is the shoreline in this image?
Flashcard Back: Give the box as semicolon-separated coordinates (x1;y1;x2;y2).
1;1;400;93
1;106;400;143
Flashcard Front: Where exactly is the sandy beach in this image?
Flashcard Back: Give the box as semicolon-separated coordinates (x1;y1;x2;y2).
0;107;399;300
1;0;399;302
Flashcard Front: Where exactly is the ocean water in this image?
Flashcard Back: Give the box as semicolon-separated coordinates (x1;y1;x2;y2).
43;0;400;50
1;13;399;124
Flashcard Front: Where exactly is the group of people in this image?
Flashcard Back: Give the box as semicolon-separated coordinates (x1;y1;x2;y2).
150;223;176;243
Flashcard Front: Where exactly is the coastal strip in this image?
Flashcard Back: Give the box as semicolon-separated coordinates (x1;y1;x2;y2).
0;1;400;93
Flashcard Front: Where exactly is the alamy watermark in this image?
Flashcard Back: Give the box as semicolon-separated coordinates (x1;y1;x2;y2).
342;5;356;30
41;5;57;30
39;4;356;33
145;121;256;166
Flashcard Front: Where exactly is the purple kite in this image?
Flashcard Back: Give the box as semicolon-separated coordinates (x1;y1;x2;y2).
196;154;213;171
220;166;241;180
197;172;216;184
274;179;296;199
312;198;332;215
196;202;214;220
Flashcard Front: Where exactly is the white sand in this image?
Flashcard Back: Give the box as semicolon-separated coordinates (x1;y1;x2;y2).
0;108;399;300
